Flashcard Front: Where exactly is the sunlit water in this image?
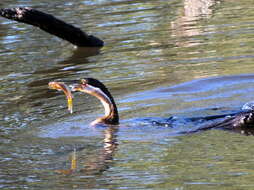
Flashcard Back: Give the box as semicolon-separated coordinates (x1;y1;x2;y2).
1;0;254;189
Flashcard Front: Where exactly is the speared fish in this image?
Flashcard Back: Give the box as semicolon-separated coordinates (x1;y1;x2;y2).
48;82;73;114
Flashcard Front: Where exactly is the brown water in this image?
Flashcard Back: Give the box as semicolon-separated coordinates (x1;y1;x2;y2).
1;0;254;189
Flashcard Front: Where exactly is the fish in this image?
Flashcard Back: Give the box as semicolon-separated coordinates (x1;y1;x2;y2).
48;81;73;113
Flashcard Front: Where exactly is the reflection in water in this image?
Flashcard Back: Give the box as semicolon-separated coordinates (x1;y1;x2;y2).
82;126;118;174
57;126;118;176
0;21;9;64
184;0;216;19
27;47;101;109
56;148;77;175
171;0;218;46
29;47;100;87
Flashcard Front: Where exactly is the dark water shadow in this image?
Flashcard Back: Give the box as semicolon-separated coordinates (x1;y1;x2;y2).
29;47;100;86
26;47;101;102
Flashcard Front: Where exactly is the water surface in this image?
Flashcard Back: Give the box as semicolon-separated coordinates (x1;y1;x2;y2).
1;0;254;189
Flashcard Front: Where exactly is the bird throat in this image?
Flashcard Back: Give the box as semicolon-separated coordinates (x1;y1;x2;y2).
84;85;115;125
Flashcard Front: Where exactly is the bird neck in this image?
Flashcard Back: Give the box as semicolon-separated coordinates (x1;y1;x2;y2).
90;89;119;126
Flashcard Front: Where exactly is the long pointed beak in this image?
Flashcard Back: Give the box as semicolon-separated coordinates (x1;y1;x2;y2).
69;83;85;92
70;83;112;109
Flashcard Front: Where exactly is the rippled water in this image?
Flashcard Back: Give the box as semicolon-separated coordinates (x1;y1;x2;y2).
1;0;254;189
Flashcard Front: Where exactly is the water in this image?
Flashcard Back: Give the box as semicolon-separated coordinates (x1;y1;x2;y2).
1;0;254;189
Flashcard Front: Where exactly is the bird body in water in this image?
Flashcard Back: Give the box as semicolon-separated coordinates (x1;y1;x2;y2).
49;78;254;134
190;111;254;135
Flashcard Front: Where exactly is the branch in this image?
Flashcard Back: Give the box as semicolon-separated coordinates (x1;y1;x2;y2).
0;7;104;47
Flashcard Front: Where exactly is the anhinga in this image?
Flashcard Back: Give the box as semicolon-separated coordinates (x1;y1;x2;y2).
49;78;119;126
49;78;254;134
49;79;119;175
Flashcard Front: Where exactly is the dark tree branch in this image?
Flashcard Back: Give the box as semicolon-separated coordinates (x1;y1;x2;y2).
0;7;104;47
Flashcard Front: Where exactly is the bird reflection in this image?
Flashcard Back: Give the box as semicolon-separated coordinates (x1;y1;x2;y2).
81;126;118;174
56;126;118;175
